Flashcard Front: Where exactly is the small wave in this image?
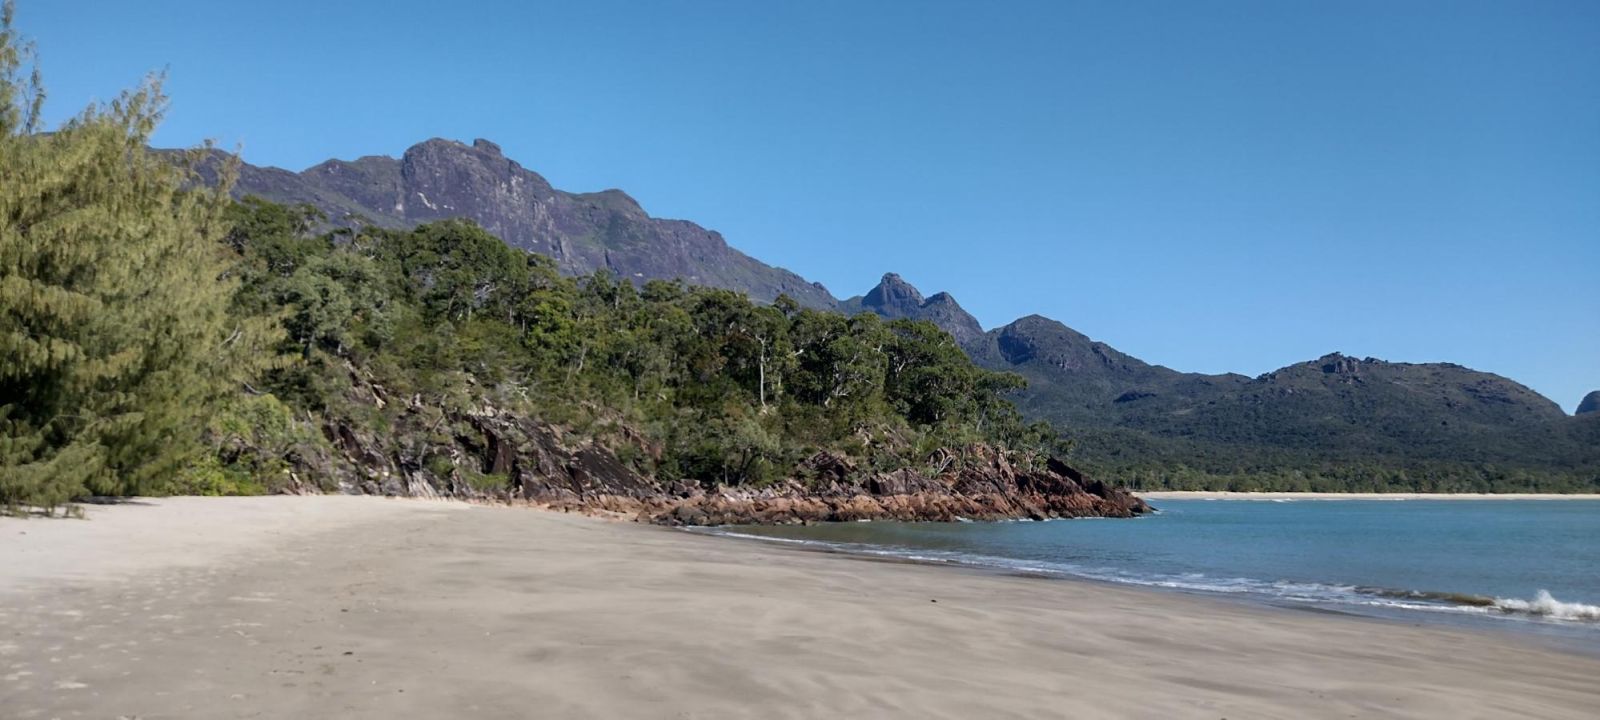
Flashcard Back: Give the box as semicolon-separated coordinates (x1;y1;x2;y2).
693;527;1600;626
1492;590;1600;621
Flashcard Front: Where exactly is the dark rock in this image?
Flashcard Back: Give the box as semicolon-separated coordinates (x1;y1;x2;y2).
1578;391;1600;416
797;451;857;484
647;449;1148;526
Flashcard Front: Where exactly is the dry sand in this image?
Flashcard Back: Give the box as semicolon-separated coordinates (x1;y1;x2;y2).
2;496;1596;719
1138;491;1600;500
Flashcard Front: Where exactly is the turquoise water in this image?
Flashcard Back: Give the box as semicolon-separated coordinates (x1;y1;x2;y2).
717;499;1600;638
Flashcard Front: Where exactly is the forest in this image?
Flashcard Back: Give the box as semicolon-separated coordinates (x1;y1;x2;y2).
0;11;1060;508
3;4;1592;511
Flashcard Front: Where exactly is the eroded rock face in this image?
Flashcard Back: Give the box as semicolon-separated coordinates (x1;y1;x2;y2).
280;366;1148;525
272;362;659;503
564;447;1150;526
325;416;1146;525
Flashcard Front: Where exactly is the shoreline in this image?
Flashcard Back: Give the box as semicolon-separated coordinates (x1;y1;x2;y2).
1137;490;1600;500
696;523;1600;651
4;496;1597;718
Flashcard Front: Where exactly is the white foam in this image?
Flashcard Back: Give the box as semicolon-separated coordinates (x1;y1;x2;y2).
1493;590;1600;621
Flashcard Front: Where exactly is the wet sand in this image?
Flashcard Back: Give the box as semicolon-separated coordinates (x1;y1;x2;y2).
2;496;1596;719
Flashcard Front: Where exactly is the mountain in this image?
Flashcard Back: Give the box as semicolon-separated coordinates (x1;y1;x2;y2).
1579;391;1600;416
202;138;839;309
839;273;985;345
964;314;1251;425
195;139;1593;486
844;274;1595;479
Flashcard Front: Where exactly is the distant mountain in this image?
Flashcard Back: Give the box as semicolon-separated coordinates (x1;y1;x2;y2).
840;273;985;345
844;274;1593;477
194;139;1593;485
201;138;838;309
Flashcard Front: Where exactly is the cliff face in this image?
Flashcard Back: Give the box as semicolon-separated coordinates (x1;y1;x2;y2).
209;138;839;309
273;361;1147;525
638;450;1149;526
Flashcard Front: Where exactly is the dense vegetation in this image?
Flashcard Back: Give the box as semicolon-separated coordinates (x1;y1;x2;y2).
2;3;1591;509
210;200;1061;494
0;5;280;510
0;6;1059;510
1071;426;1600;493
7;184;1061;508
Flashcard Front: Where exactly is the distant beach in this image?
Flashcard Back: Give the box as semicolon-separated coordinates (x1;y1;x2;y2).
1138;491;1600;500
3;496;1597;719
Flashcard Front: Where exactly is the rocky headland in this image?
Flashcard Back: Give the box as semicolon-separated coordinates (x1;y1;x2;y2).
263;363;1147;526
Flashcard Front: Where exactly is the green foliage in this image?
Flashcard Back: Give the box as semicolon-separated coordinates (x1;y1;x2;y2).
18;0;1579;501
204;198;1048;493
0;6;276;509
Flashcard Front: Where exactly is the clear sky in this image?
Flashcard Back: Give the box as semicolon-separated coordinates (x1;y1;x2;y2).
24;1;1600;411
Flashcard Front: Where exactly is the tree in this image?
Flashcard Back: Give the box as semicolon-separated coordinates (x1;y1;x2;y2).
376;219;530;323
0;2;261;508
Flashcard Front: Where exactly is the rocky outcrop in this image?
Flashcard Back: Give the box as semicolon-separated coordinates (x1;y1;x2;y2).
577;447;1149;526
1578;391;1600;416
275;363;1147;525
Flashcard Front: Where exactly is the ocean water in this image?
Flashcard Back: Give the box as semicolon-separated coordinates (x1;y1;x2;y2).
712;499;1600;640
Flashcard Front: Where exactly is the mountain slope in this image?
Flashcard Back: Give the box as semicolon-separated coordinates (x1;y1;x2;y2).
203;138;838;308
845;274;1593;479
200;139;1592;486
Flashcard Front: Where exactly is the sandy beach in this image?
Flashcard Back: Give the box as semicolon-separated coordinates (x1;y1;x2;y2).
2;497;1597;719
1137;491;1600;500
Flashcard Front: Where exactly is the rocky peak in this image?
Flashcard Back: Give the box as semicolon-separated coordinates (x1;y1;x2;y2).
472;138;503;155
1318;353;1364;375
861;272;925;313
1578;391;1600;415
847;273;985;345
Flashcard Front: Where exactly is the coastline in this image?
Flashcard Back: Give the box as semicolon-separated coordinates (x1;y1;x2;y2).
3;496;1597;718
1137;490;1600;500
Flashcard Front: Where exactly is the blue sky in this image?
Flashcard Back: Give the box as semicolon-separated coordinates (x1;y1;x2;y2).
25;1;1600;410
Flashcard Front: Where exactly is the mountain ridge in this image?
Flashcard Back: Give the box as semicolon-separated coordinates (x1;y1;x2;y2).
839;273;1592;478
202;137;839;309
197;138;1593;483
